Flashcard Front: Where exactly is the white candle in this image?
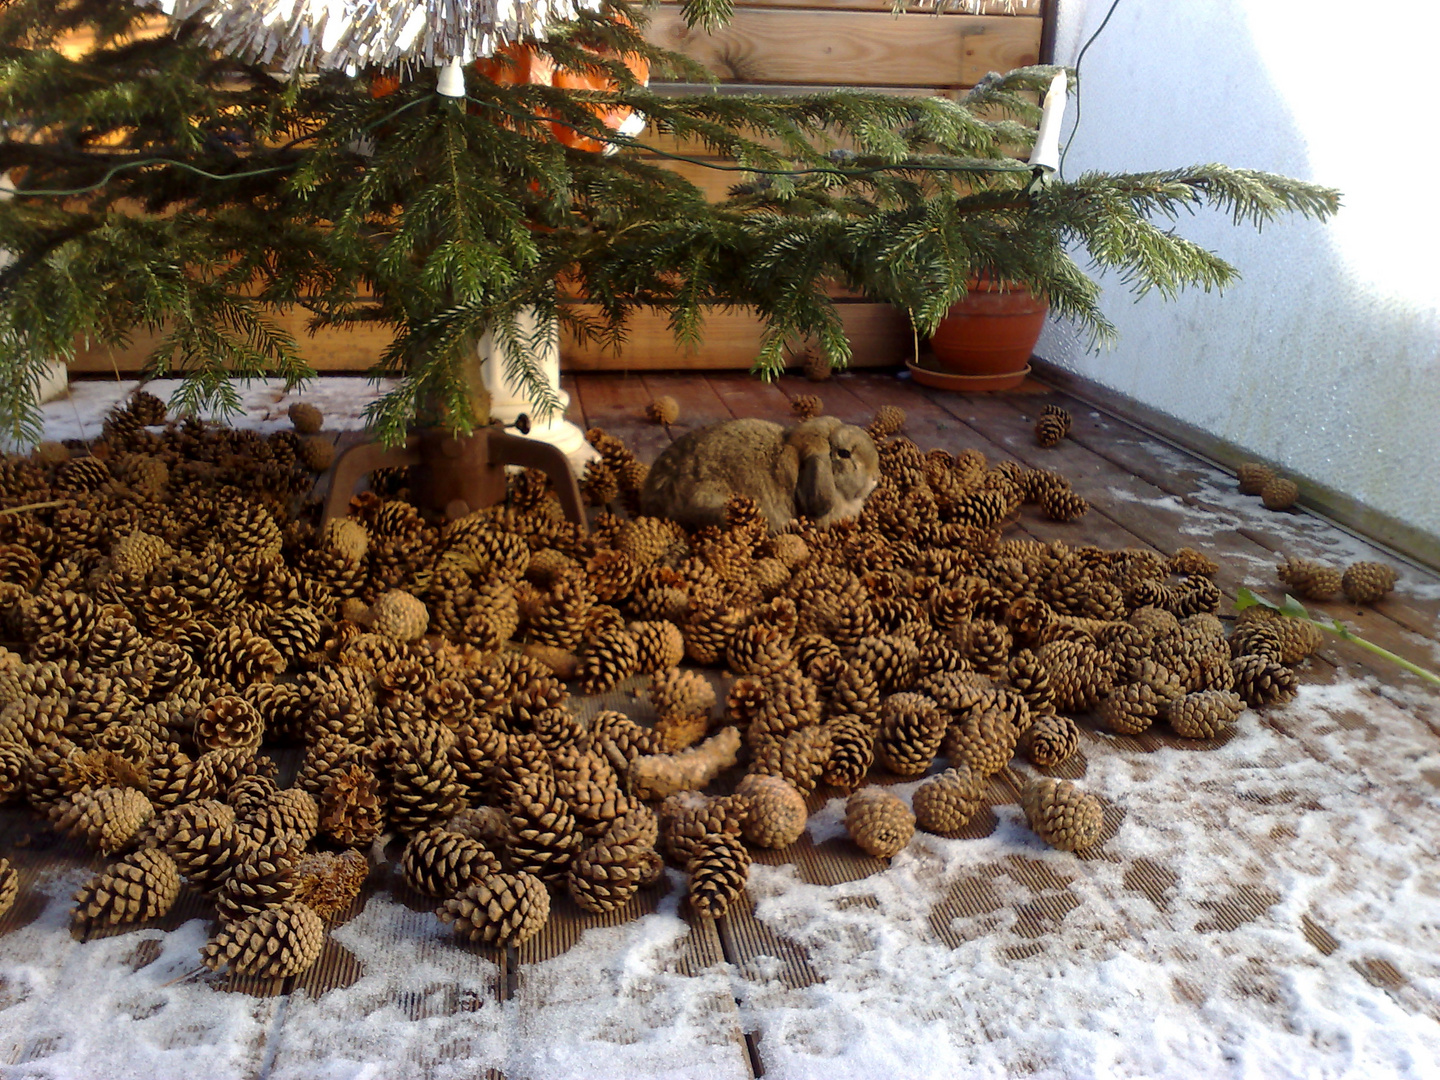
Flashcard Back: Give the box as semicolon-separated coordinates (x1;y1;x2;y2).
1027;71;1069;172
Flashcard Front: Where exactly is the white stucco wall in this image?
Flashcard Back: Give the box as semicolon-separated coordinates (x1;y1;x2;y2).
1037;0;1440;539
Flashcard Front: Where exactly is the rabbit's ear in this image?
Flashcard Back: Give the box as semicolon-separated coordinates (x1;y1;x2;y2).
795;445;837;520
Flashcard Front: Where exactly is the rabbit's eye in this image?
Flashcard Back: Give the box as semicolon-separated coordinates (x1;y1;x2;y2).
836;448;852;459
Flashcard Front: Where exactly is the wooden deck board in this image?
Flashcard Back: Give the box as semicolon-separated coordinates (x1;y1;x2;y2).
2;369;1438;1077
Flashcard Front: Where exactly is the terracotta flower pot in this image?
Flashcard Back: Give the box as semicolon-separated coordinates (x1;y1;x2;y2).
910;281;1049;392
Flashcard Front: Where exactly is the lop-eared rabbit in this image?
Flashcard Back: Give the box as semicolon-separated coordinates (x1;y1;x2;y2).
640;416;881;533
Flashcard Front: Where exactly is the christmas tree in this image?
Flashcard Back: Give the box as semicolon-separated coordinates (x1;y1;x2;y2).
0;0;1339;446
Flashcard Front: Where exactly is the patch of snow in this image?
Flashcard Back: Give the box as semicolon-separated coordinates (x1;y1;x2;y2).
740;679;1440;1080
31;378;395;445
268;871;748;1080
0;869;277;1078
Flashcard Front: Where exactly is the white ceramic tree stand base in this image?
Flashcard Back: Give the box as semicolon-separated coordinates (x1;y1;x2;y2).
478;308;599;473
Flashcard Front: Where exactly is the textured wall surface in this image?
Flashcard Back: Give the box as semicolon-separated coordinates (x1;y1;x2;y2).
1038;0;1440;539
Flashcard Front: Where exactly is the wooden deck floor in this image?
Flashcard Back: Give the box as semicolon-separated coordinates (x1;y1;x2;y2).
2;369;1439;1079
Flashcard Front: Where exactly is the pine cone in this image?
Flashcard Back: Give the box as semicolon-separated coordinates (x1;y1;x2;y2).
734;773;807;849
866;406;906;441
508;772;583;883
50;786;154;854
1166;547;1218;577
221;506;284;562
579;459;621;507
297;730;367;795
585;549;641;603
1040;403;1072;429
591;709;665;769
1260;477;1299;511
402;826;503;899
1096;682;1163;736
874;692;945;778
228;774;279;816
527;573;597;652
1018;713;1081;768
1036;638;1114;712
241;788;321;846
566;809;659;914
941;706;1018;777
1236;462;1274;495
1021;777;1103;852
156;800;255;890
1342;561;1398;604
438;871;550;947
576;627;641;694
55;456;111;493
389;728;465;835
791;394;823;421
0;743;28;804
1006;649;1056;719
1229;619;1285;663
324;518;371;563
645;396;679;424
1167;689;1245;739
111;530;172;578
686;833;751;919
551;743;633;827
1231;653;1299;707
216;838;304;924
851;635;920;693
195;696;266;752
201;901;326;978
748;724;831;795
658;791;746;865
444;806;513;849
725;622;794;677
649;667;716;742
0;857;17;919
369;590;429;642
289;402;324;434
822;714;877;791
263;605;325;665
71;848;182;933
204;624;285;686
1233;609;1322;665
1034;412;1068;448
1039;487;1088;522
801;345;832;382
959;619;1012;676
912;765;986;835
299;435;335;472
628;620;685;675
844;786;914;858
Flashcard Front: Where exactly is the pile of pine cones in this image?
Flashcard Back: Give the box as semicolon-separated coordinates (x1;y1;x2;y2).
0;390;1327;972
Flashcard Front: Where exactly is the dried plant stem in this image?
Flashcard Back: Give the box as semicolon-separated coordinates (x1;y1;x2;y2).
0;500;66;516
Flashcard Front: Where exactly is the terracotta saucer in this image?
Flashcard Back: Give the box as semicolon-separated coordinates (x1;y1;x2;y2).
905;359;1031;392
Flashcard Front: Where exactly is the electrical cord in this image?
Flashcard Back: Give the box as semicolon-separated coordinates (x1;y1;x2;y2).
2;96;429;198
1058;0;1123;180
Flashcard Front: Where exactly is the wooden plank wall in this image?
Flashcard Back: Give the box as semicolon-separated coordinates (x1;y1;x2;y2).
60;2;1044;375
564;0;1043;371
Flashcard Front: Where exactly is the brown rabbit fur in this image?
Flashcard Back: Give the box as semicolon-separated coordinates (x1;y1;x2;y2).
640;417;880;533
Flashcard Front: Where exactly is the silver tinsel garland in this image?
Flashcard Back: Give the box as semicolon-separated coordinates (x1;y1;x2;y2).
146;0;597;72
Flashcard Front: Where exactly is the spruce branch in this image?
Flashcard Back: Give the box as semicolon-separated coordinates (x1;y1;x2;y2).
0;1;1342;442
